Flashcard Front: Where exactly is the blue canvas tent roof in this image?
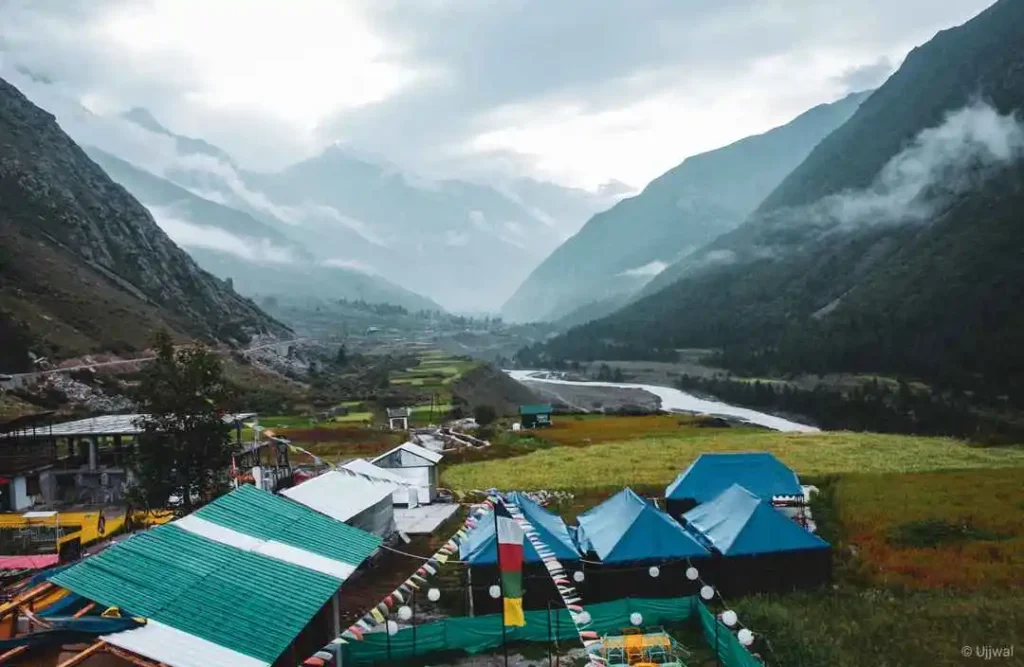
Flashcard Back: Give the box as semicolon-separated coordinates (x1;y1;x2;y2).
665;452;803;505
682;484;830;556
576;488;708;564
460;492;580;565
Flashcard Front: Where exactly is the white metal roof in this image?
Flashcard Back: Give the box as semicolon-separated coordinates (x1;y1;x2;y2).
104;620;269;667
341;458;415;485
372;442;444;466
174;515;357;581
15;413;257;437
281;470;397;523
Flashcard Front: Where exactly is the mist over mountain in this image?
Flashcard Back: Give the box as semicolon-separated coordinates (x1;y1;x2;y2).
529;0;1024;400
0;60;620;314
502;90;870;323
87;148;440;312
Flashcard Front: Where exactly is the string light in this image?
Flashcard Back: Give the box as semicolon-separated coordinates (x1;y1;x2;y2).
573;570;586;583
427;588;441;602
397;606;413;621
630;612;643;626
648;565;660;578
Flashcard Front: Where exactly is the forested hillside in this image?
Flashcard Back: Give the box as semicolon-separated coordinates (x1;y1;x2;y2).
524;0;1024;405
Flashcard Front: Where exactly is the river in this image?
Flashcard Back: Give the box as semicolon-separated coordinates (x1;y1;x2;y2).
506;370;818;433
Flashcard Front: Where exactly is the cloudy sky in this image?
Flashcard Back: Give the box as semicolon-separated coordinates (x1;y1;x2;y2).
0;0;997;190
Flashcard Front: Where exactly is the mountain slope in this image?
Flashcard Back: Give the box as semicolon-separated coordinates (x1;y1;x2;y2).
241;147;563;311
86;148;441;313
501;91;871;323
0;76;287;367
531;0;1024;399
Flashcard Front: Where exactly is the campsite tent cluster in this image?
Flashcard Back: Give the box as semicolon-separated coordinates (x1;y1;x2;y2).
462;453;830;610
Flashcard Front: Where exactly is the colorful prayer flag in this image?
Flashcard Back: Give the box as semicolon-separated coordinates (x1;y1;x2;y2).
495;501;525;627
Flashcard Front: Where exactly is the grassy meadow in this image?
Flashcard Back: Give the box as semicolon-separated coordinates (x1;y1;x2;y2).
441;425;1024;491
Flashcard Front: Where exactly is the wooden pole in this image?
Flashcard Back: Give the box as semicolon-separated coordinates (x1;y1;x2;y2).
547;600;553;667
56;641;107;667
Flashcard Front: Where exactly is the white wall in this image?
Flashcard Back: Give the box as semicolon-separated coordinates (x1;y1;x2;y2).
12;476;33;511
389;468;432;505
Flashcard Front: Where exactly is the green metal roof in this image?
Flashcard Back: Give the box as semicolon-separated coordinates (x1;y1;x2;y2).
51;523;340;664
195;484;382;566
519;404;553;415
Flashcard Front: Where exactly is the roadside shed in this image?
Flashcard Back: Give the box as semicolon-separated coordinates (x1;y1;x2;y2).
683;483;831;595
371;442;443;505
518;404;553;428
575;487;709;601
665;452;803;516
282;470;398;538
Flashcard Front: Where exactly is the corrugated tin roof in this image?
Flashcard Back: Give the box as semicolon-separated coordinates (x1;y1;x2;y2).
14;412;256;437
342;458;413;485
282;470;397;523
519;404;553;415
104;619;269;667
194;484;381;567
51;523;341;665
174;515;357;580
372;442;443;465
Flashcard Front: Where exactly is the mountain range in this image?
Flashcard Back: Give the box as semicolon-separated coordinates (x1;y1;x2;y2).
0;65;621;314
528;0;1024;400
501;90;871;323
85;147;440;312
0;77;285;370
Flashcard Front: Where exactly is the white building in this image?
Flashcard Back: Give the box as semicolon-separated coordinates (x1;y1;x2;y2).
371;442;443;505
281;470;397;538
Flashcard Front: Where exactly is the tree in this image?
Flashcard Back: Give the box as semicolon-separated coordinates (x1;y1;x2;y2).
129;331;233;516
473;404;497;427
335;345;348;366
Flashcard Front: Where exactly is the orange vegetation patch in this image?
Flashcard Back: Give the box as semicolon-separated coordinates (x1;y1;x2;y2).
837;468;1024;590
538;414;699;447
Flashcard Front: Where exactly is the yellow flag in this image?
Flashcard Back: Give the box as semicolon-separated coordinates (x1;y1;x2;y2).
503;598;525;627
370;608;385;624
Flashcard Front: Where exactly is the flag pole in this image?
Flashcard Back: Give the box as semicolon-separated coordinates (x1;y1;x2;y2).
495;497;509;667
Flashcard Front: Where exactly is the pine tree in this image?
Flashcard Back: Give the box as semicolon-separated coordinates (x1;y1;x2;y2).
129;331;233;516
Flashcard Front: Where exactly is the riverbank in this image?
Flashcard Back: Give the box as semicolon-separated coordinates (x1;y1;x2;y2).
507;370;817;432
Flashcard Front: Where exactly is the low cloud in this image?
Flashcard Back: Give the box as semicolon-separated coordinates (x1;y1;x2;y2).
823;102;1024;228
322;258;377;274
150;208;297;264
620;260;669;277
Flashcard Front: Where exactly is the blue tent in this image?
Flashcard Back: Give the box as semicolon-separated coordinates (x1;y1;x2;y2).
460;491;579;565
665;452;802;513
576;488;708;564
682;484;829;556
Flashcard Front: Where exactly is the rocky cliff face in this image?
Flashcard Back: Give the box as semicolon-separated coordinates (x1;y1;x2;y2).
0;76;286;362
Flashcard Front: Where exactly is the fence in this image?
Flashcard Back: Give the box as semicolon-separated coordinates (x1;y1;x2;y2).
341;596;761;667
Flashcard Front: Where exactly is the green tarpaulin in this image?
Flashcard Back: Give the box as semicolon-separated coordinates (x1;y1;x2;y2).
343;596;761;667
